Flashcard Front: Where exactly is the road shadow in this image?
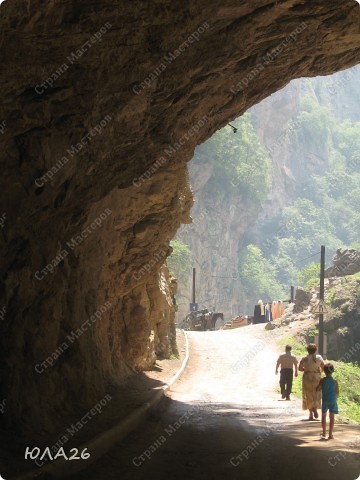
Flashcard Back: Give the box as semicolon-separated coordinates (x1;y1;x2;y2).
64;396;360;480
0;372;167;478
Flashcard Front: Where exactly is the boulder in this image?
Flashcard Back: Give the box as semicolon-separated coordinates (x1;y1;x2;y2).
325;248;360;278
294;288;311;313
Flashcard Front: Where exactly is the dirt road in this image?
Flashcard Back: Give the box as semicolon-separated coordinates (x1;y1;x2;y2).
74;325;360;480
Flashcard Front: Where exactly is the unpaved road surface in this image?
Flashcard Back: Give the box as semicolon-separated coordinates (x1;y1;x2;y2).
74;325;360;480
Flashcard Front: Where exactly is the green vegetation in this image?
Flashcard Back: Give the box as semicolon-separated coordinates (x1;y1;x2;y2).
348;271;360;280
169;352;180;360
304;327;318;342
240;89;360;301
334;361;360;424
176;113;274;306
167;240;192;281
325;287;337;308
195;113;271;207
298;263;320;290
239;244;285;300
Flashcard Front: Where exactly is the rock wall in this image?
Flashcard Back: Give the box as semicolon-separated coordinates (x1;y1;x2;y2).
324;276;360;363
1;0;360;436
176;159;259;321
274;280;360;363
325;248;360;278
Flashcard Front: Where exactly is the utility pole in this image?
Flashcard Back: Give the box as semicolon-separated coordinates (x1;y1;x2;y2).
319;245;325;356
189;267;198;312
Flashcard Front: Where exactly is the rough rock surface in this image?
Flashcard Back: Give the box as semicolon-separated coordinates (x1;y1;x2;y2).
294;288;311;313
273;280;360;363
323;276;360;362
0;0;360;436
176;158;258;320
325;248;360;278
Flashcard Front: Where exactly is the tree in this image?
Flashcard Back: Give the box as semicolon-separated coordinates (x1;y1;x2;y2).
333;120;360;173
195;113;271;207
289;95;333;150
167;240;192;280
238;245;285;302
298;263;320;290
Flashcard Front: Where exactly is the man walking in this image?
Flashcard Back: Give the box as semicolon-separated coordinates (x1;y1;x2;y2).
275;345;298;400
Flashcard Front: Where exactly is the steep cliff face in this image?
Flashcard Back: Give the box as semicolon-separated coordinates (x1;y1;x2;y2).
250;79;327;219
177;169;257;319
1;0;360;436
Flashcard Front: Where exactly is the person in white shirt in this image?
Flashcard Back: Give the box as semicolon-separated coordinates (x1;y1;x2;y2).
275;345;298;400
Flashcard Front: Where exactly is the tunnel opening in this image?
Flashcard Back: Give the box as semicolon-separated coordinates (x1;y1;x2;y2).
171;66;360;328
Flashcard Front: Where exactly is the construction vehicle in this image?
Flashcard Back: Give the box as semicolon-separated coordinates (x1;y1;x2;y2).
184;309;224;331
181;267;224;331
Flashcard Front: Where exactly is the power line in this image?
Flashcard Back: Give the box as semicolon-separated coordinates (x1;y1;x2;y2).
294;251;321;267
270;251;321;275
209;275;236;278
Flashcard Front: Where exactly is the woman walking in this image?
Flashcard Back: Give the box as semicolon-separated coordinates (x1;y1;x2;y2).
299;343;324;420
